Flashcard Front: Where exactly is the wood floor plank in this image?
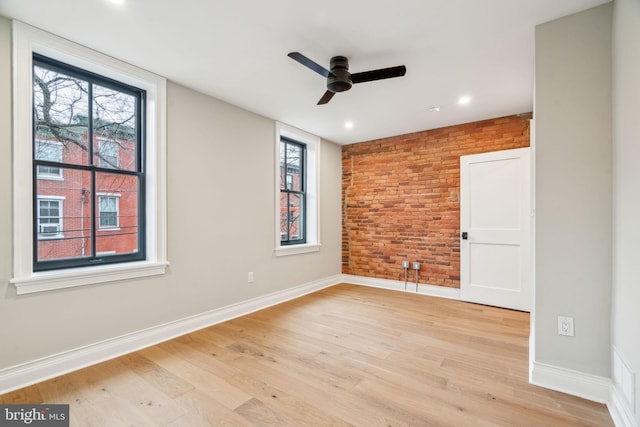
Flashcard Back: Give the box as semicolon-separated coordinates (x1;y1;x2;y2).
136;345;252;411
0;283;613;426
166;388;254;427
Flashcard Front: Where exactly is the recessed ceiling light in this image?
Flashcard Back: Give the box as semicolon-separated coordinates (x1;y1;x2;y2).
344;121;354;129
458;96;471;105
428;106;441;113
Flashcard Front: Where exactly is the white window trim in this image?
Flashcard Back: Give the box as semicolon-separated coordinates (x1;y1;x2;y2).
35;139;64;180
97;193;121;230
36;195;65;240
274;122;321;256
11;21;168;295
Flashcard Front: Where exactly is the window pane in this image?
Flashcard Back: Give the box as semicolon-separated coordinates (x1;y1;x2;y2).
285;143;302;191
33;65;89;166
96;173;139;255
36;168;92;261
288;193;303;240
279;142;286;190
279;192;289;240
96;139;120;169
93;85;137;171
35;141;64;178
35;140;62;162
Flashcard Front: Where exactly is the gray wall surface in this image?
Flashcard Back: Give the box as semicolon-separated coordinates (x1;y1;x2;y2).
612;0;640;422
534;3;612;377
0;16;342;370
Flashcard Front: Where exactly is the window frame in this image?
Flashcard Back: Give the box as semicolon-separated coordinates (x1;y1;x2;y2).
11;21;168;294
279;136;306;246
32;54;145;271
274;122;321;256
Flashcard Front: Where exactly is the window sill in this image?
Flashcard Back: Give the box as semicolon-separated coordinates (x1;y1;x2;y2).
37;234;64;240
37;175;64;181
11;261;169;295
274;243;321;257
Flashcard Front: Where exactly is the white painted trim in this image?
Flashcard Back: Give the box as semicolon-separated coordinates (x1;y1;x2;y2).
274;243;321;257
530;361;611;403
12;261;169;295
609;384;638;427
610;347;638;427
341;274;461;300
0;274;342;395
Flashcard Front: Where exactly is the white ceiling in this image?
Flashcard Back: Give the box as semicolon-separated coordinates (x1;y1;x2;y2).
0;0;609;145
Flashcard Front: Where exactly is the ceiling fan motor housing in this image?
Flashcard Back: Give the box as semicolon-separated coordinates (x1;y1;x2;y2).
327;56;352;93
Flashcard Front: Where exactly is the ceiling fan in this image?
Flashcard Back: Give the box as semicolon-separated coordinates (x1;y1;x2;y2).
287;51;407;105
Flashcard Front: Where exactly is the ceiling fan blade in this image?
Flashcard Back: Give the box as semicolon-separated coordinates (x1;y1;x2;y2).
351;65;407;84
317;90;335;105
288;52;333;78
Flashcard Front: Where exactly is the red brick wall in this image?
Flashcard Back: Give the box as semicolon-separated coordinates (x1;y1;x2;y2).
342;113;531;288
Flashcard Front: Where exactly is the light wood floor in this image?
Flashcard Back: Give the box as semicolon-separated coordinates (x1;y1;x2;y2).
1;284;613;426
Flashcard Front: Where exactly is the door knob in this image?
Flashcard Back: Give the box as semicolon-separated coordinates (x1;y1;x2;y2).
461;232;468;240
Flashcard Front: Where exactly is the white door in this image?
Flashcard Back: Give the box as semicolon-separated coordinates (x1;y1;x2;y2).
460;147;531;311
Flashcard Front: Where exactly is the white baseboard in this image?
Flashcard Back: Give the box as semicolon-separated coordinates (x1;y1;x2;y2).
341;274;461;300
530;361;611;404
609;384;638;427
0;274;342;395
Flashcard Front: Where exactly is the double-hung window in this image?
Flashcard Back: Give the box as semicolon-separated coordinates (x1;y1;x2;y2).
11;21;168;294
279;137;306;245
274;122;320;256
32;54;144;271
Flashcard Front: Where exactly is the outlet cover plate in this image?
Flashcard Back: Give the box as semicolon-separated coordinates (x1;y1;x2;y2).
558;316;574;337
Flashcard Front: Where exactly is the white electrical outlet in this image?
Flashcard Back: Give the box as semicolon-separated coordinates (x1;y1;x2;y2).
557;316;574;337
247;272;254;283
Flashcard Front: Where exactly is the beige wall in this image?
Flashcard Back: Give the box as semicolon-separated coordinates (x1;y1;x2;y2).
0;16;342;370
612;0;640;422
534;3;612;377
